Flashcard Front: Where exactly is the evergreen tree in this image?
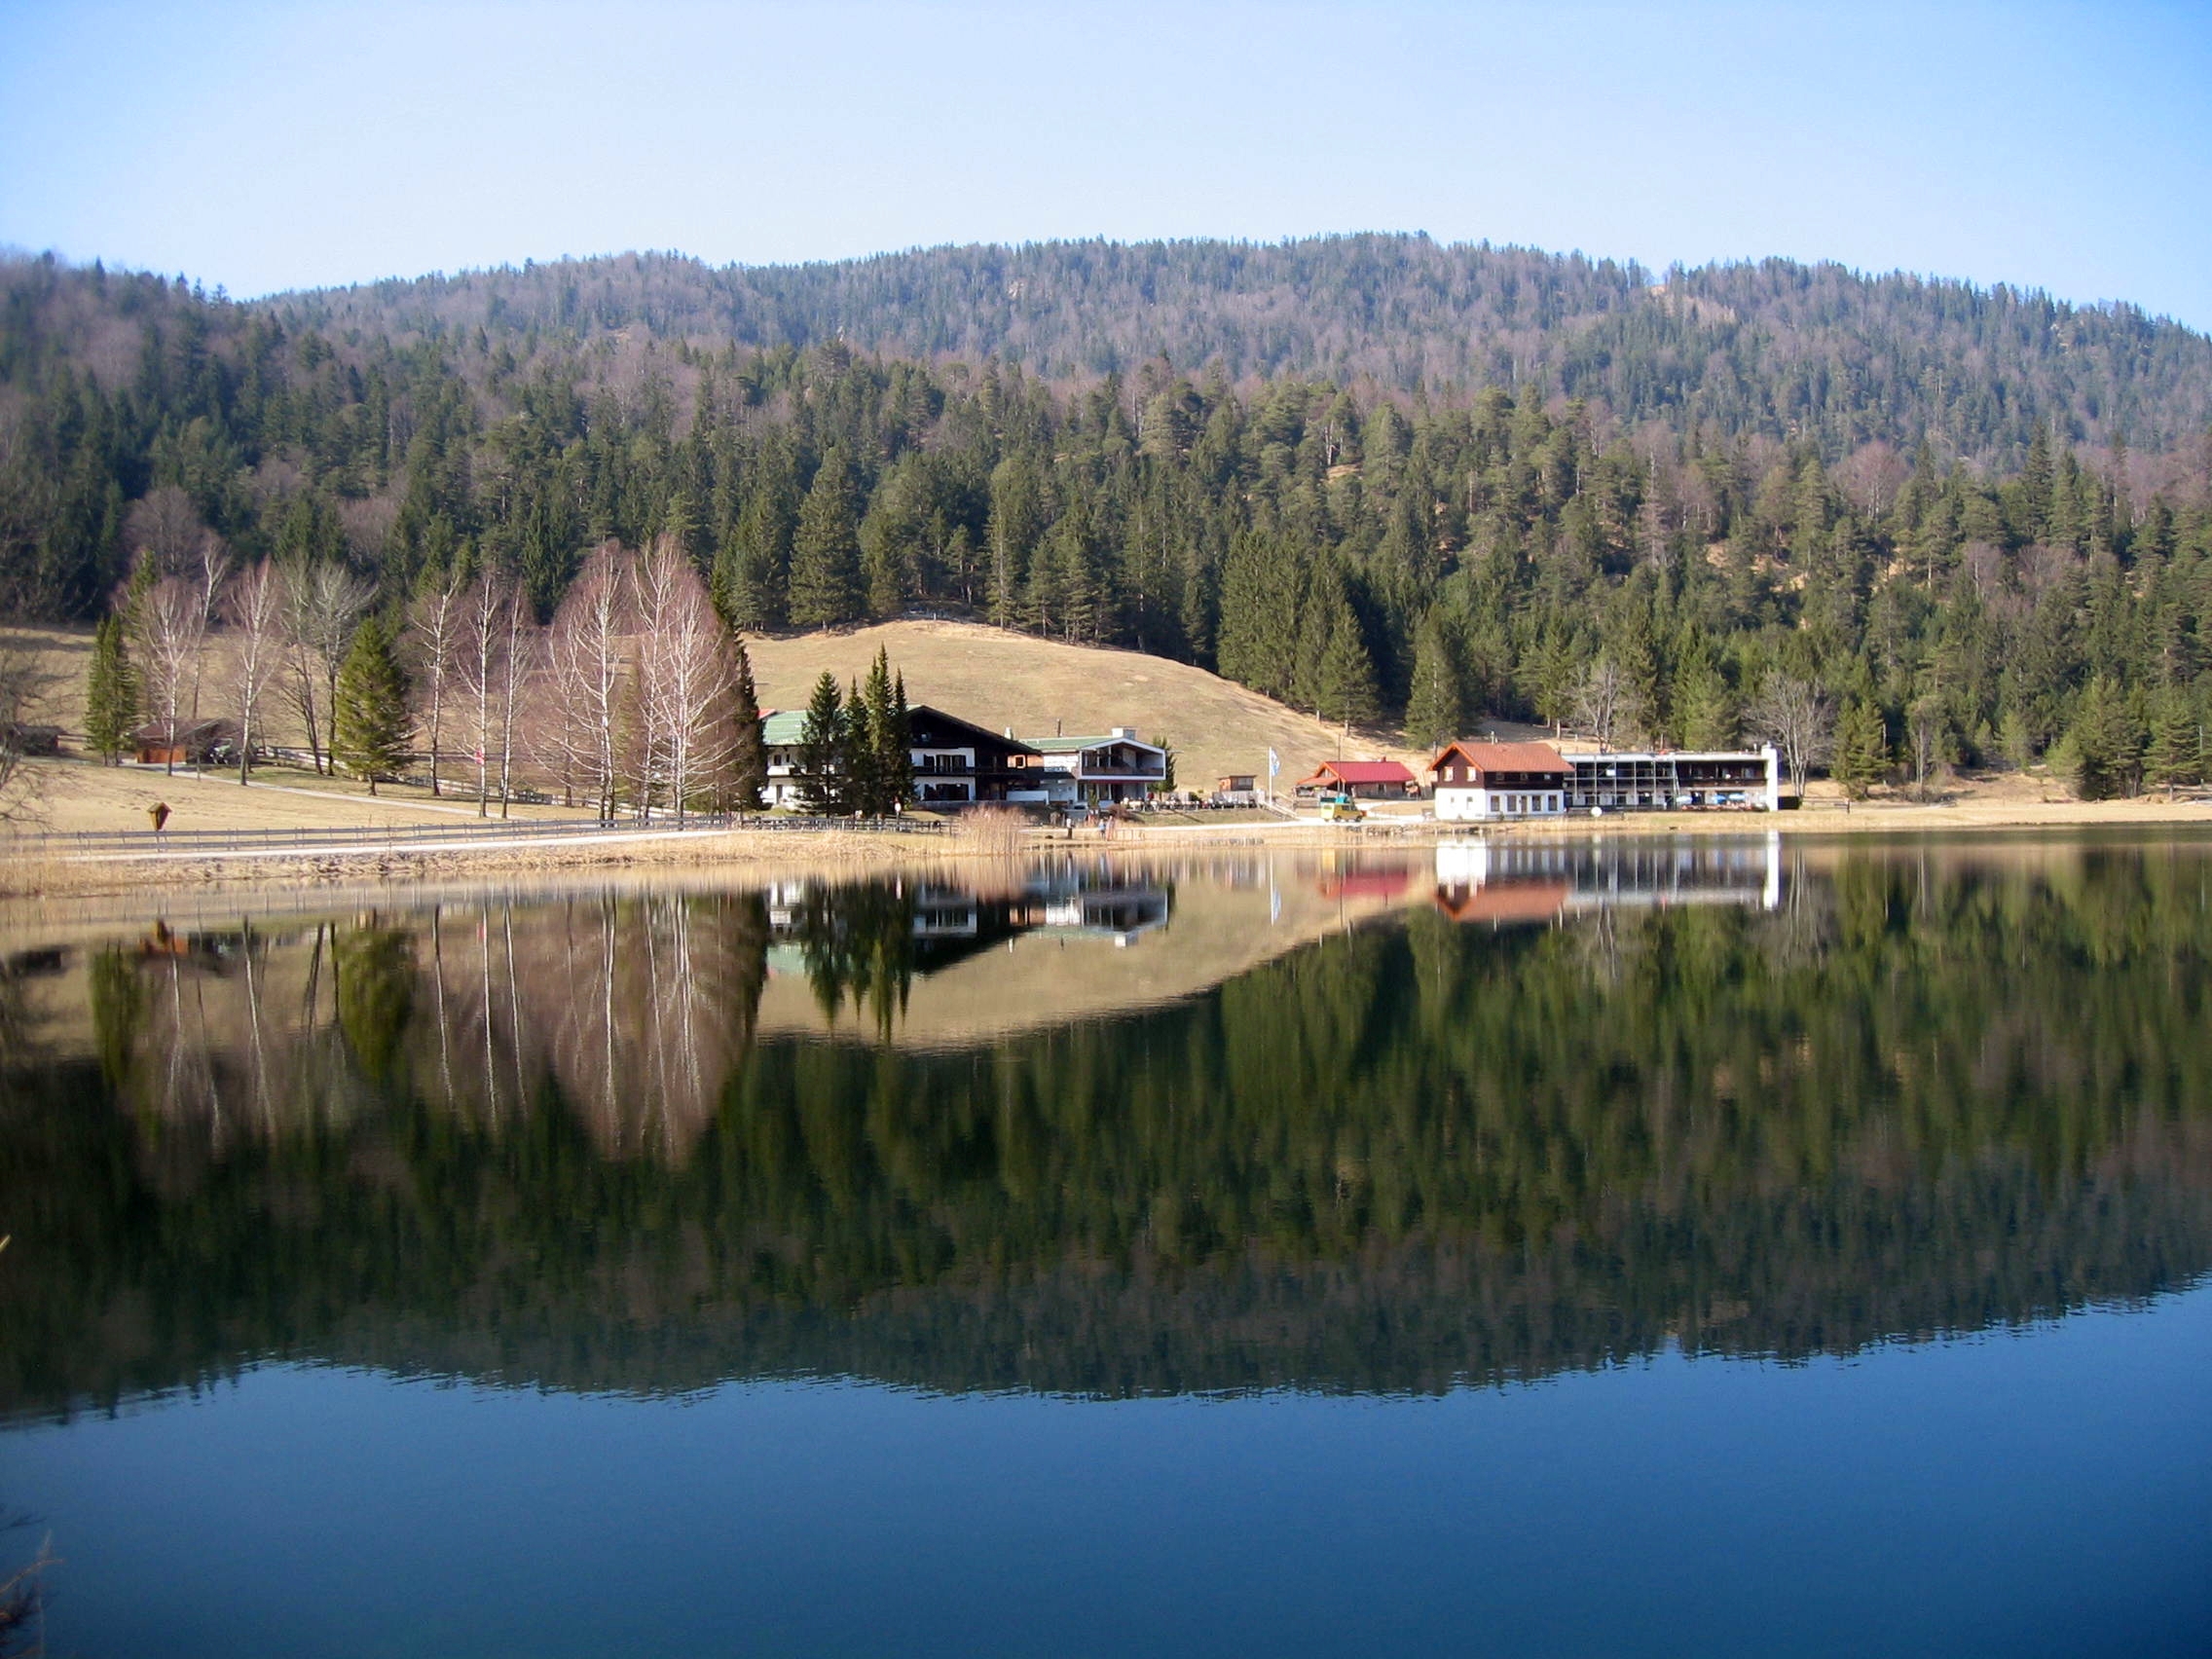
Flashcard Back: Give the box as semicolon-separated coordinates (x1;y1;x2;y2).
1292;556;1357;716
2142;685;2197;796
1672;652;1738;751
1215;533;1301;698
1833;698;1889;798
789;455;864;628
718;437;799;631
2066;677;2142;800
796;671;847;811
886;670;912;813
728;638;767;811
1316;603;1382;727
1404;610;1468;748
333;614;412;795
856;646;904;815
84;612;137;764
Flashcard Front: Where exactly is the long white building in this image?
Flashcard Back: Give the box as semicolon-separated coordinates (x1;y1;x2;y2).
1429;741;1784;821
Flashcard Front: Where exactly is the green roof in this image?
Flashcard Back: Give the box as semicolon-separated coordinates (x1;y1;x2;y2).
760;711;808;745
1022;734;1156;754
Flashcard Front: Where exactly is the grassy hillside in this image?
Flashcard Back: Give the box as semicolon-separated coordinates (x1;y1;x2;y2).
747;621;1429;793
6;617;1439;822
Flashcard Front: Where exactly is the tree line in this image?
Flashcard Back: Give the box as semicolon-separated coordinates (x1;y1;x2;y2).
7;250;2212;797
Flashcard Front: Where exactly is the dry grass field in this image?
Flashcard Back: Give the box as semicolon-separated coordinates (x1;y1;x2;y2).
13;756;602;835
747;619;1429;792
7;617;1427;802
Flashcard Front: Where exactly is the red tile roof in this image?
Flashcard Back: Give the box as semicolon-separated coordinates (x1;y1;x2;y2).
1430;741;1569;776
1302;759;1418;786
1434;881;1570;925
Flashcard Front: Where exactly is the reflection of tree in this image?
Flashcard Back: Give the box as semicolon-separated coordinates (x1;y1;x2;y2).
75;895;772;1161
12;851;2212;1410
87;945;143;1088
531;894;767;1156
793;882;918;1033
334;921;414;1086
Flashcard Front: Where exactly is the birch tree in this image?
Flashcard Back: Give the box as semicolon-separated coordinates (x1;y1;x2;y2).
545;541;629;821
222;560;285;785
132;573;205;774
458;571;524;817
280;563;372;775
407;569;466;797
633;535;735;825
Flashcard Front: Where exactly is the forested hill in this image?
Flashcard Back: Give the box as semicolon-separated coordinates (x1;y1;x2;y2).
276;237;2212;461
6;239;2212;793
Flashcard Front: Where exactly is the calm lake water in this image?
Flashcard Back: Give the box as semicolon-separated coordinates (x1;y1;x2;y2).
2;835;2210;1656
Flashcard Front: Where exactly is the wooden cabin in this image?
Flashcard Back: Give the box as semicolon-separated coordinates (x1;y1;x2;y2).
1293;758;1420;800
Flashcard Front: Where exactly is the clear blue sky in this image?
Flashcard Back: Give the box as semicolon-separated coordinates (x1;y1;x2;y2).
2;0;2207;326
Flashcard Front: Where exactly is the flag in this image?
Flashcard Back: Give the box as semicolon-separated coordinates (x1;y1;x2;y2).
1267;748;1280;778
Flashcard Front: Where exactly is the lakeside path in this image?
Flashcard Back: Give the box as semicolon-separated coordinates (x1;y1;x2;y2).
10;793;2212;901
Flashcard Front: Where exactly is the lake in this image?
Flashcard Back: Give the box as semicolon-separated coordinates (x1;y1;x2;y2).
2;834;2209;1656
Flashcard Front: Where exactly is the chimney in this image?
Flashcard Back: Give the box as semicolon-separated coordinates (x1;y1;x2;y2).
1112;726;1136;741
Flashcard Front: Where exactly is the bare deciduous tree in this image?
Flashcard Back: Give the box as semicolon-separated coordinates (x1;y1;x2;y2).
280;563;372;775
222;560;285;785
544;542;629;822
124;486;210;578
1747;673;1835;793
1837;441;1910;522
458;571;534;818
407;571;467;797
1907;694;1949;800
0;632;61;822
1572;655;1642;751
187;532;230;729
132;573;206;774
633;535;736;825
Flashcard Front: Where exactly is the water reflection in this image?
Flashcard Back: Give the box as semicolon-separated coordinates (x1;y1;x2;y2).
1435;833;1783;925
4;839;2211;1413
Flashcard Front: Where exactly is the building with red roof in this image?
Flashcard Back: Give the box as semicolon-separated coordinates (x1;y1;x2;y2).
1429;741;1571;821
1293;758;1421;799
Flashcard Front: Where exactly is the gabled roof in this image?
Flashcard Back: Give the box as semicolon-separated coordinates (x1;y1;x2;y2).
1022;733;1165;755
1430;741;1569;775
910;705;1040;755
763;705;1045;758
1301;759;1417;786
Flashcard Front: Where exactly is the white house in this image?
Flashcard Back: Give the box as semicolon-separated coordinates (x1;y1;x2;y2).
1429;741;1573;822
1017;727;1168;805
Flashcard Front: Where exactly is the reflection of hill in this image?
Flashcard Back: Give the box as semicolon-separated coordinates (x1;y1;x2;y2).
754;854;1416;1047
4;844;2212;1411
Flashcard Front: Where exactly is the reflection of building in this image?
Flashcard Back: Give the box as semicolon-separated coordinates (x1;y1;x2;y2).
1315;865;1413;903
1435;835;1784;925
1016;729;1168;806
763;869;1174;972
1028;873;1172;944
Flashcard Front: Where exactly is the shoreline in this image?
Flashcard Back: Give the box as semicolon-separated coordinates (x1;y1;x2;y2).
6;795;2212;901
